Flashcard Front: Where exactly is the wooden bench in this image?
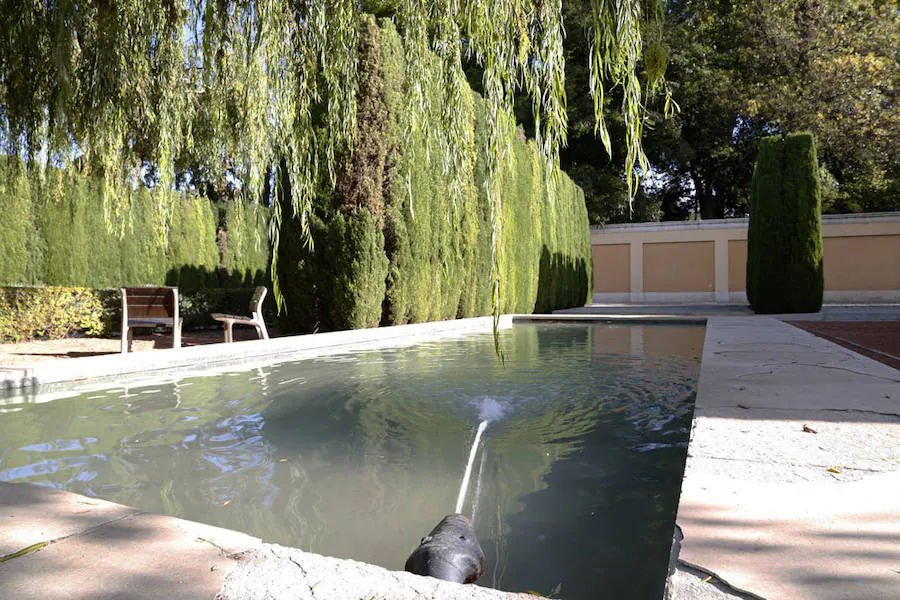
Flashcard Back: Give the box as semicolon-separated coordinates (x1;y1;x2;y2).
120;286;182;353
211;286;269;343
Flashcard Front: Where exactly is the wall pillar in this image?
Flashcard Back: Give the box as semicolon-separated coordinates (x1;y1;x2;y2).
714;237;729;302
629;241;643;302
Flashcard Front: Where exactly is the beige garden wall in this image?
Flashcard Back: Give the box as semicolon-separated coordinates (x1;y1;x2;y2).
590;212;900;303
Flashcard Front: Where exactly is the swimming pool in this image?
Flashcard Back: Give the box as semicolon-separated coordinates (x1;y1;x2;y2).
0;322;703;599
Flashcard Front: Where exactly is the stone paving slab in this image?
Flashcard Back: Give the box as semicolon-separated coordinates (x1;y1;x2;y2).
697;317;899;413
0;481;139;556
0;482;260;600
670;316;900;600
217;543;534;600
677;472;900;600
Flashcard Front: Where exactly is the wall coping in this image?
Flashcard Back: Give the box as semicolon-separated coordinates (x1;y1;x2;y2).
591;211;900;234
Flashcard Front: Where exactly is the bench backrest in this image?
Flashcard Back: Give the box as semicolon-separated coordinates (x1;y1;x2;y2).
250;286;267;318
121;286;179;321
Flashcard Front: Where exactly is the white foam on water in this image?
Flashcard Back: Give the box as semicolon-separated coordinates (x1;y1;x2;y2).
477;397;505;422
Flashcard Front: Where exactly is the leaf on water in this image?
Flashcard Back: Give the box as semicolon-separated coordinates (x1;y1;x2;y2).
803;425;818;434
737;404;750;409
701;576;713;583
827;466;842;474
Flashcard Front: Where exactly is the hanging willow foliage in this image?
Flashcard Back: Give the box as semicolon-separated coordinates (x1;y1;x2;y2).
0;0;660;318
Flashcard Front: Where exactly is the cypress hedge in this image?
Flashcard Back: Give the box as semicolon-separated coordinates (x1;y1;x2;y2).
276;15;592;333
747;133;824;314
0;170;270;292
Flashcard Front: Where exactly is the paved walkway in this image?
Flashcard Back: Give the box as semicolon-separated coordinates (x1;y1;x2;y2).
0;481;260;600
672;317;900;599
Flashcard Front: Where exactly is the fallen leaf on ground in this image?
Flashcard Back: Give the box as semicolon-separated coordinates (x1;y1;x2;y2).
737;404;750;409
827;466;842;474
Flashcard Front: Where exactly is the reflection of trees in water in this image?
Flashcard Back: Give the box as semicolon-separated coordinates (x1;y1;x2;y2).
0;324;701;599
0;369;286;541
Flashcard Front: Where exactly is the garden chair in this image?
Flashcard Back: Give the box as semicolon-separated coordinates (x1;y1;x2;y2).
211;286;269;343
120;286;182;353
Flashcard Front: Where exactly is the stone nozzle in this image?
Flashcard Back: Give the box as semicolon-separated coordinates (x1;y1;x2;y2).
404;513;486;584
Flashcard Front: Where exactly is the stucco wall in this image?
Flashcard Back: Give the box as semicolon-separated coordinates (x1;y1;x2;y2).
591;212;900;303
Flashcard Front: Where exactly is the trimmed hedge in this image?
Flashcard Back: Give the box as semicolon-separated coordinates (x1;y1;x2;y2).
0;171;270;292
219;201;271;288
747;133;824;314
275;15;592;333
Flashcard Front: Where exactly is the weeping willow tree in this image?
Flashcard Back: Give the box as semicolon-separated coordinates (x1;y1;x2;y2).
0;0;667;322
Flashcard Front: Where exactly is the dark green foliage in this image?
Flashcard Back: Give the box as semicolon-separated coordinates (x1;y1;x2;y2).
0;173;36;285
330;209;389;329
383;203;413;324
747;133;823;314
219;202;271;288
118;193;168;286
337;15;389;222
165;195;220;290
176;287;277;331
275;17;591;333
38;178;90;286
275;210;335;334
0;170;270;292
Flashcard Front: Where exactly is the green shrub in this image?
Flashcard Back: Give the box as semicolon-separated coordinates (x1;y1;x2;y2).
221;201;271;287
0;286;106;342
330;209;389;329
178;287;275;330
747;133;823;314
0;173;34;285
166;195;220;290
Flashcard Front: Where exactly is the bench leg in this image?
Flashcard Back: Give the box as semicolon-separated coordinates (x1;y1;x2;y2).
122;327;135;353
174;320;182;350
224;322;233;343
255;323;269;340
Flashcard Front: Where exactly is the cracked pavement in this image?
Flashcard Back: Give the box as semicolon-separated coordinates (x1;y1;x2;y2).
668;317;900;600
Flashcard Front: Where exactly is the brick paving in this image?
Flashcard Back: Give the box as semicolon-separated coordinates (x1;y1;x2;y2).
789;321;900;371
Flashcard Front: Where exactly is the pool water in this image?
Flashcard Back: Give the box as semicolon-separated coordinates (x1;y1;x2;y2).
0;323;704;599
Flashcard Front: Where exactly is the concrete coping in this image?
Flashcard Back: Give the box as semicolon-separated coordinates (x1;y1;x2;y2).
1;315;515;395
514;314;708;325
591;210;900;233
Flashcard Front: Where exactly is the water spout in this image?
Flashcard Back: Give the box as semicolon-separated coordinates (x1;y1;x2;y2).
455;419;488;514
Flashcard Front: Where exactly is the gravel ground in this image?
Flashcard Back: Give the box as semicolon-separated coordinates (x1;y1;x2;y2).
0;328;274;366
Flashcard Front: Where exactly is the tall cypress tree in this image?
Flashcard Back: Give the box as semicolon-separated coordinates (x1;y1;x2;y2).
747;133;823;314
